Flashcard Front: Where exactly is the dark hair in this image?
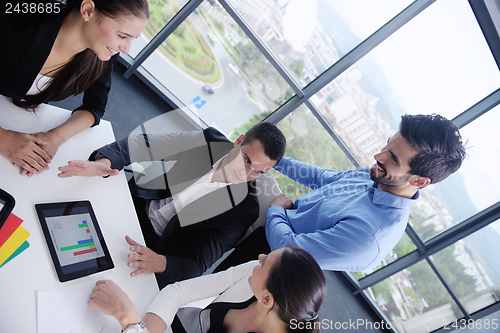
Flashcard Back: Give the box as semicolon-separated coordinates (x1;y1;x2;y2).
90;0;150;20
242;122;286;162
266;248;327;333
16;0;149;111
399;114;466;184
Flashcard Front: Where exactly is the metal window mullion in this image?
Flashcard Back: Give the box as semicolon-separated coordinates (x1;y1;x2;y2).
123;0;205;78
354;250;424;293
342;271;362;290
424;201;500;248
359;289;401;333
118;53;134;68
117;54;208;129
405;224;426;255
396;300;500;333
426;258;472;320
452;87;500;128
264;94;306;124
431;301;500;332
355;201;500;291
217;0;304;98
470;301;500;320
469;0;500;72
306;100;363;168
301;0;436;101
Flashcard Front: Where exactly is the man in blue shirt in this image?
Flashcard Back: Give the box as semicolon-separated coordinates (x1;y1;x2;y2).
216;114;466;273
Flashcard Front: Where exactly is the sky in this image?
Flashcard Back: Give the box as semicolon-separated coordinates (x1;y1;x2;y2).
283;0;318;52
492;220;500;238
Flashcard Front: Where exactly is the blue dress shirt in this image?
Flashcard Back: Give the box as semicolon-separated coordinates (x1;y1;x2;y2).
266;157;418;271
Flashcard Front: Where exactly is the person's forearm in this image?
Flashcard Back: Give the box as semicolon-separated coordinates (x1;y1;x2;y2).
274;157;322;189
118;313;166;333
47;110;95;145
274;157;342;190
116;311;142;332
265;206;294;251
115;310;162;333
95;156;112;168
143;313;167;333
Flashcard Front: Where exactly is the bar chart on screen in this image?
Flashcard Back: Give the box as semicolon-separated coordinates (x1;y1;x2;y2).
46;214;105;266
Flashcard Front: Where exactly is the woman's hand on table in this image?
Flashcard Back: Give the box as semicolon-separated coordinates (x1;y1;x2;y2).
58;159;119;178
16;129;64;177
0;128;51;176
32;130;64;161
88;280;142;331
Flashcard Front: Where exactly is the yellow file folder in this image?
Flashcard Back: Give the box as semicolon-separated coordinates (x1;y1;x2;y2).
0;226;30;266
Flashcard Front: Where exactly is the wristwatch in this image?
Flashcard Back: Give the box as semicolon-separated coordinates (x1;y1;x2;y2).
122;321;146;333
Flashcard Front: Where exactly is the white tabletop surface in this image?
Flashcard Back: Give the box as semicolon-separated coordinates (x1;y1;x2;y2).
0;95;159;332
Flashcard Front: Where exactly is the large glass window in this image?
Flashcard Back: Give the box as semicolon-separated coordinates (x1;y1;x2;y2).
368;260;465;333
129;0;190;58
431;219;500;314
410;106;500;241
116;0;500;330
309;0;500;243
140;8;292;136
359;0;500;121
311;0;500;163
354;232;417;279
275;105;355;201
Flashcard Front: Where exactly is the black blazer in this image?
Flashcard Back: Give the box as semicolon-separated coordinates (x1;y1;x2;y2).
0;3;117;126
91;127;260;285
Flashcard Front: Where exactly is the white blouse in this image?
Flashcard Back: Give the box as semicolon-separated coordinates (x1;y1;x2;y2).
26;73;52;96
147;260;257;333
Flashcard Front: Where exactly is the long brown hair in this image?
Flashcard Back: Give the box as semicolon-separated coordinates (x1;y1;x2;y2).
17;0;149;111
266;248;327;333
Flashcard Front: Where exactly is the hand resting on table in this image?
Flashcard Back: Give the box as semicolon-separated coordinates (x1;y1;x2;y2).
0;128;51;176
126;236;167;277
58;159;119;178
89;279;166;333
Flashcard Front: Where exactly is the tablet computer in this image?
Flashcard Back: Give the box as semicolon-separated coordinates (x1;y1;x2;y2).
0;188;15;230
35;201;114;282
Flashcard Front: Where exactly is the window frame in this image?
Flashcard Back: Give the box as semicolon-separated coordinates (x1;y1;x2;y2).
118;0;500;331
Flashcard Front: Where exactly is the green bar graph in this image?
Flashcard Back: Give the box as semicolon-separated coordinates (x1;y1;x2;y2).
60;242;95;251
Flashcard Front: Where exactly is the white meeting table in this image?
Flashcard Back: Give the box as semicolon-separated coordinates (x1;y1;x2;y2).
0;95;159;332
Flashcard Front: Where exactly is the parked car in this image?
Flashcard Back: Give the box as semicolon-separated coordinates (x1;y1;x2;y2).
207;33;217;45
203;85;214;94
228;63;239;75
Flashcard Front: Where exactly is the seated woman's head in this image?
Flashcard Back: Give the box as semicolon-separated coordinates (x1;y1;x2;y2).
71;0;150;60
249;247;327;333
20;0;150;111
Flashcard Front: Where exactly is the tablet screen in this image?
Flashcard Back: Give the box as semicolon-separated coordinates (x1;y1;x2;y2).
36;201;114;282
44;210;106;273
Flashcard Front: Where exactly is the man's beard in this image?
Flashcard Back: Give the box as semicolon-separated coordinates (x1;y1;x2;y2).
369;164;412;188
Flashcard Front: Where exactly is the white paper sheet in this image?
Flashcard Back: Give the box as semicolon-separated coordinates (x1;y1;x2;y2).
38;291;115;333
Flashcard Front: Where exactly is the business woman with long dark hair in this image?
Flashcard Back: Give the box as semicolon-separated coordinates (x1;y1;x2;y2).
0;0;149;176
